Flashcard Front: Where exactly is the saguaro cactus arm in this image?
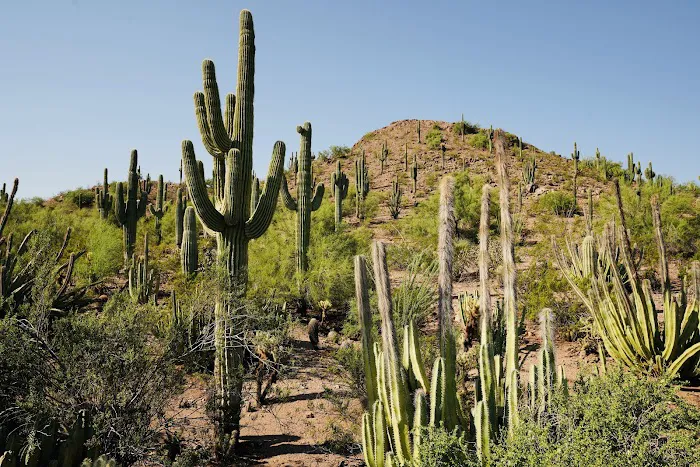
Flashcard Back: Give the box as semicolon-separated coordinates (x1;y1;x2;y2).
280;176;298;211
310;184;325;211
245;141;286;239
182;141;226;232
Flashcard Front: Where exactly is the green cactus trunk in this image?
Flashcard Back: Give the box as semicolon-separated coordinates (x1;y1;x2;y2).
149;174;166;244
115;150;148;262
175;187;186;248
180;206;198;275
281;122;325;274
180;10;286;453
331;161;348;231
355;151;370;220
96;168;112;219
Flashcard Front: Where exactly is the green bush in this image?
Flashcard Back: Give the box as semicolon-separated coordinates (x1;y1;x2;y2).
537;191;577;217
317;145;352;161
452;121;479;136
469;131;490;150
425;126;443;150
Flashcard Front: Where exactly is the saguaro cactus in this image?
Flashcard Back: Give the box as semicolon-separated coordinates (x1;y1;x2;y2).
379;141;388;174
128;232;158;304
0;183;7;203
180;9;286;452
331;160;349;231
114;150;148;262
175;187;187;248
417;119;421;143
440;142;446;170
281;122;325;274
181;206;198;275
410;153;418;194
645;161;656;184
95;168;112;219
404;143;409;171
149;174;166;244
355;150;370;219
388;175;402;219
571;142;580;208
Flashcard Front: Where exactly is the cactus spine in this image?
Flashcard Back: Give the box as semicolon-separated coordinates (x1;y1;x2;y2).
281;122;325;274
95;168;112;220
181;10;286;451
114;150;148;262
331;160;349;231
355;151;370;219
181;207;198;275
149;174;166;244
388;175;402;219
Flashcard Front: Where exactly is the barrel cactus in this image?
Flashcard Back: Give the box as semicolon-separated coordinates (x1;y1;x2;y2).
281;122;325;274
180;206;198;275
180;9;286;453
114;150;148;262
330;160;349;231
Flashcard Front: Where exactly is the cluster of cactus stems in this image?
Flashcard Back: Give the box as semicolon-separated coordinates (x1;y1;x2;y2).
522;154;537;191
458;291;479;346
0;410;117;466
149;174;166;244
645;161;656;184
379;141;388;174
180;206;198;275
95;169;112;219
180;10;286;451
114;150;148;262
527;309;568;418
554;195;700;379
331;161;349;231
571;142;580;207
355;151;370;219
359;176;464;467
128;232;159;304
388;175;402;219
282;122;325;274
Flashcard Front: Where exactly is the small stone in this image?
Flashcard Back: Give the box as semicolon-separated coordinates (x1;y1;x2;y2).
327;330;339;343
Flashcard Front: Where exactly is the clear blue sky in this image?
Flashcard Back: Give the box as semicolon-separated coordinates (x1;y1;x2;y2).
1;0;698;199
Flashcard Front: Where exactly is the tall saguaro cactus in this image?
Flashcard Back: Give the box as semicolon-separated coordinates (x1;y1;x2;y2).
175;187;187;248
355;151;370;219
331;160;349;231
149;174;166;244
379;141;388;174
114;150;148;262
180;9;286;453
571;142;580;208
181;206;198;275
95;168;112;220
281;122;325;274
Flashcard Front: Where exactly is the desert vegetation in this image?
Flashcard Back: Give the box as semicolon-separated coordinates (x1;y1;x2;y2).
1;7;699;467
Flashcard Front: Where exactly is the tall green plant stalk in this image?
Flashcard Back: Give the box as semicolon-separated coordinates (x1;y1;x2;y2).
331;161;348;231
388;175;402;219
149;174;166;244
281;122;325;274
175;187;187;248
95;168;112;220
180;10;286;454
114;150;148;262
355;151;370;219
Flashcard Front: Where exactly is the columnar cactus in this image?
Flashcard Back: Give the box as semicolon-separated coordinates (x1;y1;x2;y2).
114;150;148;262
461;113;466;142
645;161;656;184
331;160;349;231
281;122;325;274
175;187;187;248
149;174;166;244
388;175;402;219
417;119;421;143
180;10;286;452
404;143;409;171
571;142;580;207
95;168;112;219
487;125;493;154
440;142;446;170
626;152;636;182
527;309;567;418
180;206;198;275
0;182;7;203
522;154;537;192
355;150;370;219
379;141;388;174
410;153;418;194
250;175;260;213
128;232;158;304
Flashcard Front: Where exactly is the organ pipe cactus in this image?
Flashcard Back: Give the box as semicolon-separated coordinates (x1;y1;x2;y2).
181;10;286;451
95;168;112;220
358;177;467;467
180;207;198;275
149;174;166;244
355;150;370;219
388;175;401;219
128;232;158;304
114;150;148;262
175;187;187;248
330;160;349;231
527;309;567;418
281;122;325;274
554;196;700;379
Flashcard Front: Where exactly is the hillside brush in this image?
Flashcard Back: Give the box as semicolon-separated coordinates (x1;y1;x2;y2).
281;122;325;274
128;232;158;305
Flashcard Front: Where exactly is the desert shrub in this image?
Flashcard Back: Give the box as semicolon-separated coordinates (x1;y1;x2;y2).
453;171;492;241
63;188;95;208
469;131;490;149
452;120;479;136
80;218;124;281
414;426;478;467
317;145;352;161
537;191;577;217
425;126;443;149
491;370;700;466
392;251;438;328
332;345;366;403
